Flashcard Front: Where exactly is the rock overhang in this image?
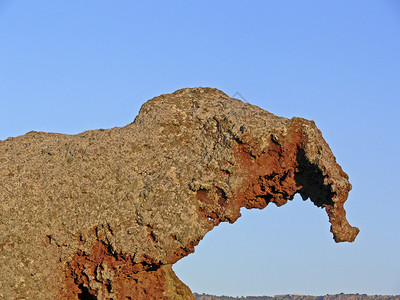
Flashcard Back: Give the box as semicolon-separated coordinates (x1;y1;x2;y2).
0;87;358;299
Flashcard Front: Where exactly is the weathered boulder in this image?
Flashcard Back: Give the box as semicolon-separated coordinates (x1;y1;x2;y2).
0;87;358;299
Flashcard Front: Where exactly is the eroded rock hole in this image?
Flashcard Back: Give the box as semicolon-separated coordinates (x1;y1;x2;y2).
77;284;97;300
295;147;335;207
216;187;227;206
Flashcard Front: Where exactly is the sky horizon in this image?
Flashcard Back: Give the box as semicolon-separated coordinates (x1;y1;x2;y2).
1;1;399;297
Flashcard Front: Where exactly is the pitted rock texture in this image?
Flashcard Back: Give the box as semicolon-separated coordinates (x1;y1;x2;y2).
0;87;359;299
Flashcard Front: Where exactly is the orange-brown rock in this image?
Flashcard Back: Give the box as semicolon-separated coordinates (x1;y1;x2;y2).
0;88;359;299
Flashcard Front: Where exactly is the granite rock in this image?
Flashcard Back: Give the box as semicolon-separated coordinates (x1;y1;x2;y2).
0;87;359;299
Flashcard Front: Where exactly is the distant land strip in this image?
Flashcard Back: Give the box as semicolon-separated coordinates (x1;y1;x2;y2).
194;293;400;300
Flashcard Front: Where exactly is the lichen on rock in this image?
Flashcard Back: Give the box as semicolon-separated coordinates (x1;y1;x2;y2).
0;87;358;299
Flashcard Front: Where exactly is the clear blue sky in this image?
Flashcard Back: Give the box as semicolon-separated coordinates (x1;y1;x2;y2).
1;1;399;296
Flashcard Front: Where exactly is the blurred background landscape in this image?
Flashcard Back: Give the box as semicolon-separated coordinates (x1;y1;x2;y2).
194;294;400;300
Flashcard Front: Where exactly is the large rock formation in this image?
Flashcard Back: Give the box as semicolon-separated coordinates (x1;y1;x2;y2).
0;87;359;299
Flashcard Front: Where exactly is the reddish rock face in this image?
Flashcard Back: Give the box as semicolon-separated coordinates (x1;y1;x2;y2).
0;88;358;299
63;240;191;299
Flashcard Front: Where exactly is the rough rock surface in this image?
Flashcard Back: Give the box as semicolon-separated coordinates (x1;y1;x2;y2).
0;87;359;299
